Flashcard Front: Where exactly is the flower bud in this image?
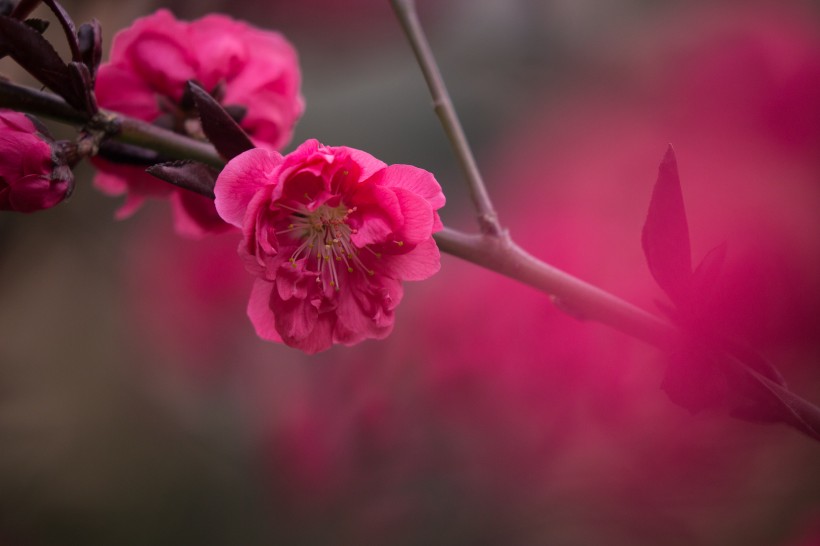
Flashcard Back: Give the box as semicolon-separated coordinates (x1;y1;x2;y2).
0;109;73;213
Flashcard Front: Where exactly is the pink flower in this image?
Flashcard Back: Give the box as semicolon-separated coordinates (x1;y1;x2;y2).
215;139;445;354
93;9;304;237
0;110;72;213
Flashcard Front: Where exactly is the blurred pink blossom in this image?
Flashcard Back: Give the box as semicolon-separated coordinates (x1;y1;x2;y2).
215;139;445;353
93;9;304;236
0;110;72;213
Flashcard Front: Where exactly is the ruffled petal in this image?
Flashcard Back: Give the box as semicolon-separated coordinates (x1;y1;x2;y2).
378;163;445;210
246;278;282;342
375;236;441;281
215;148;283;227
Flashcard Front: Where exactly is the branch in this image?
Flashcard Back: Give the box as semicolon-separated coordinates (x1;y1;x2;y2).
4;80;819;442
434;227;677;349
0;81;223;167
389;0;502;236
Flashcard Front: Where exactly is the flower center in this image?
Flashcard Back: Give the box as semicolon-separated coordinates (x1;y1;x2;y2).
278;203;376;291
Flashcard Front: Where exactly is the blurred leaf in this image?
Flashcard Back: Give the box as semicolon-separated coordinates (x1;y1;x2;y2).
0;15;83;108
146;160;219;199
729;360;820;441
661;348;727;414
689;242;727;309
42;0;79;60
24;17;48;32
68;60;97;114
642;145;692;304
9;0;41;19
188;81;255;160
97;141;162;165
77;19;101;80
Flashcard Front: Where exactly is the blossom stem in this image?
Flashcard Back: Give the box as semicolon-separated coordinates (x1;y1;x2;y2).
4;80;820;440
434;227;676;349
0;81;223;167
389;0;502;236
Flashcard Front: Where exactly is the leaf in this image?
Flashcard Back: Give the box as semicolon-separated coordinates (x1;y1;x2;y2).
68;60;97;114
24;16;48;32
690;242;727;303
77;19;102;79
97;141;163;165
642;145;692;305
188;81;255;160
9;0;41;19
0;15;83;108
42;0;80;61
661;348;727;414
727;357;820;441
146;160;219;199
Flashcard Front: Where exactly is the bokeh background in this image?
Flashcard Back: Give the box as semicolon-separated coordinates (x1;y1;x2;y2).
2;0;820;544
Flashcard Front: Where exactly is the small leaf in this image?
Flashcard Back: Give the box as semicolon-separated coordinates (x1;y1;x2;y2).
42;0;80;61
0;15;83;108
188;81;255;160
97;141;163;165
146;160;219;199
68;60;97;114
24;17;48;33
642;145;692;305
9;0;41;19
77;19;102;79
690;242;727;303
661;348;727;414
728;359;820;441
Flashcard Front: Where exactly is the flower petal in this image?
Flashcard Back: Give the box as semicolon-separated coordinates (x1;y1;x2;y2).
375;236;441;281
246;278;282;342
215;148;283;227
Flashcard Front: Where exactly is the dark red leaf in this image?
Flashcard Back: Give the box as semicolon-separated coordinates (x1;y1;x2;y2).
642;145;692;305
661;348;727;414
77;19;101;79
0;15;83;108
146;160;219;199
24;17;49;33
728;359;820;441
188;81;255;160
41;0;80;62
9;0;41;19
68;60;97;114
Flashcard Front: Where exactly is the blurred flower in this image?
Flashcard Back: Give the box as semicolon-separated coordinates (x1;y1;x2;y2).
0;110;72;213
93;9;304;236
215;139;445;353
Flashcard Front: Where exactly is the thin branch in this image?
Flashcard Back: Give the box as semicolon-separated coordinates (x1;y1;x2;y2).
0;81;223;167
4;80;819;441
389;0;502;236
434;227;677;349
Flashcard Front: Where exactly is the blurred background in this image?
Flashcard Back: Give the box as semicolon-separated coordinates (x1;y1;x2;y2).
2;0;820;544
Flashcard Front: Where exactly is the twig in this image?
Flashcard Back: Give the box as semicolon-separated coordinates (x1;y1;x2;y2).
3;80;820;441
0;81;223;167
434;227;677;349
389;0;502;236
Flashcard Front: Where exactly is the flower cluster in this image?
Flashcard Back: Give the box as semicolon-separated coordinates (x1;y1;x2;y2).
0;110;72;213
215;139;445;353
93;9;304;236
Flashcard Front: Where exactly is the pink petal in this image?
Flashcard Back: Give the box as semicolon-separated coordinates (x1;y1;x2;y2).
392;186;434;246
246;278;282;342
215;148;283;227
375;236;441;281
378;164;445;210
171;190;233;238
336;146;388;182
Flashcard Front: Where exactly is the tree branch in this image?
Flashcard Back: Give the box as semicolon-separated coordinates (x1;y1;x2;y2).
389;0;502;236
